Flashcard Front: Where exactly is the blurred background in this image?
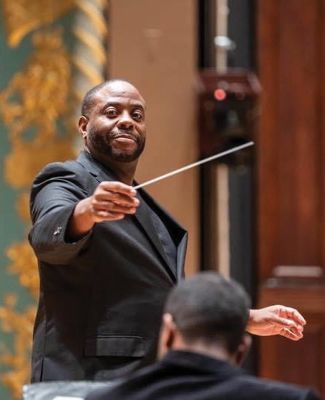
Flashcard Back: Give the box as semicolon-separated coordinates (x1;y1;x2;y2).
0;0;325;398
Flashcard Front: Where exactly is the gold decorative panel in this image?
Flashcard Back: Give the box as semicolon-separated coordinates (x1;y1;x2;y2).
2;0;76;47
0;296;35;399
0;1;108;397
0;6;74;400
0;30;72;147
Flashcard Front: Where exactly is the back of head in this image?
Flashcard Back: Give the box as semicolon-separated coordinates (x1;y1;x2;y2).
164;272;251;353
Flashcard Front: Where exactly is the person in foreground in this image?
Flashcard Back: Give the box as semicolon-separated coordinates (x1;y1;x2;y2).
86;272;319;400
29;79;306;382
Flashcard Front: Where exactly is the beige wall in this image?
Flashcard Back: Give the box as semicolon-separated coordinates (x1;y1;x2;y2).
109;0;199;275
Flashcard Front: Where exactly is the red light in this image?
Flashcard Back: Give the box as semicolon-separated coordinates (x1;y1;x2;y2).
214;88;227;101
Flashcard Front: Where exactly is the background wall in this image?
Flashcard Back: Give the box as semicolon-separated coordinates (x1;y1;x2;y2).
109;0;199;275
257;1;325;395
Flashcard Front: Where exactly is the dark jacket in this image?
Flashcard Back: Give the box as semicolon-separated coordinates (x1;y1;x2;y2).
29;151;187;382
86;350;320;400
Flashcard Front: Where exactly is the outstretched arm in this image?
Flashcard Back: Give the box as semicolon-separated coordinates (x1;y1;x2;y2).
29;162;139;264
246;305;306;341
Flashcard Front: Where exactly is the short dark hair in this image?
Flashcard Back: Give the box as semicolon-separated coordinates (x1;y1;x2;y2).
164;272;251;353
81;79;133;117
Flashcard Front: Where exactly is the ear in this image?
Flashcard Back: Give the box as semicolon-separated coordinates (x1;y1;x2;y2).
78;115;89;142
157;313;176;359
234;334;252;366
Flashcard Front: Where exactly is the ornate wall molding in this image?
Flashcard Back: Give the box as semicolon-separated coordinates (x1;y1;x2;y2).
73;0;108;101
0;26;74;398
0;1;108;398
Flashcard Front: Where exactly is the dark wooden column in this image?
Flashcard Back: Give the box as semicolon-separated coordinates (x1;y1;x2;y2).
257;0;325;395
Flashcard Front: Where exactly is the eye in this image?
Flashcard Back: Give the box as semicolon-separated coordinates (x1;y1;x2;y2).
105;107;118;118
132;110;144;122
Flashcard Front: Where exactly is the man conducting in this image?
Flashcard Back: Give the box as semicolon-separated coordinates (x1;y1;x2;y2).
29;79;305;382
86;273;319;400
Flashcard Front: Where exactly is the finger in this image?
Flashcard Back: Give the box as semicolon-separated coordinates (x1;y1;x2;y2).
94;198;132;209
91;200;137;216
95;192;139;208
94;201;137;214
284;307;306;326
293;324;304;332
279;327;303;341
99;181;137;197
269;314;299;330
93;211;125;221
282;324;304;336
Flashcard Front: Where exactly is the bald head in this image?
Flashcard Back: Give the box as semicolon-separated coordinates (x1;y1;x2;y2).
81;79;145;117
78;78;146;168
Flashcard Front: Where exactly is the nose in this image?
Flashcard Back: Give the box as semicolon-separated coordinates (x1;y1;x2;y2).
117;110;134;130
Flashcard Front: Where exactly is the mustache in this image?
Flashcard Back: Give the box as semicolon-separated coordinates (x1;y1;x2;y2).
110;129;140;142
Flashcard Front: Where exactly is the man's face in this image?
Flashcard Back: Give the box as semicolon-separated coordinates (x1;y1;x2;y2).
82;82;146;163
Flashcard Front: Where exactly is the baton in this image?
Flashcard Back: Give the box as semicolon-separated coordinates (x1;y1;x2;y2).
134;141;254;190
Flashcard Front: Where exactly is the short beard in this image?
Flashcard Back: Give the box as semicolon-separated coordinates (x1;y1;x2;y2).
106;145;145;162
88;128;145;163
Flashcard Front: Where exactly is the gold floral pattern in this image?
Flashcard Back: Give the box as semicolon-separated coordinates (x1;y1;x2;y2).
0;30;73;147
6;242;39;299
2;0;75;47
0;295;36;399
0;13;75;400
0;1;107;397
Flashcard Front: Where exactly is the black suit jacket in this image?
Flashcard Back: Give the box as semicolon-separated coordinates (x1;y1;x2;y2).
86;351;320;400
29;151;187;382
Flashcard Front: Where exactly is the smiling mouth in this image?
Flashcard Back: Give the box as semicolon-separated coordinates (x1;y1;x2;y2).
112;129;136;138
113;135;137;144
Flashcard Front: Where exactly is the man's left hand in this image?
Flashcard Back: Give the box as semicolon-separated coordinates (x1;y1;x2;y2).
246;305;306;341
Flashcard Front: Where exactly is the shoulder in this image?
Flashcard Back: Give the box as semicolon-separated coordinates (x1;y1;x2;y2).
234;375;320;400
30;158;91;202
31;156;90;188
33;159;83;182
85;364;161;400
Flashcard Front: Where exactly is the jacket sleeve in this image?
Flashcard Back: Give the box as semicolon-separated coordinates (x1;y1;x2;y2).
28;161;93;265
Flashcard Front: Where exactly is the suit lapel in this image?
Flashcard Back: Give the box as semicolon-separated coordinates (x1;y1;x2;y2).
76;151;119;183
137;188;188;282
176;234;188;281
133;199;177;281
